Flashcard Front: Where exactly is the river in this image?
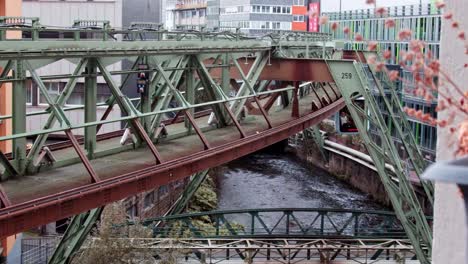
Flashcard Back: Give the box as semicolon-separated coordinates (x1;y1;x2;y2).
215;148;386;232
217;150;384;211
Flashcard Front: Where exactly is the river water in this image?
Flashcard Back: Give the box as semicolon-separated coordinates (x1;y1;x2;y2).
216;149;386;232
217;150;383;211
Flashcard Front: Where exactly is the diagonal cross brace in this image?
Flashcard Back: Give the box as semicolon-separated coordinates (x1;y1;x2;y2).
96;58;163;164
326;60;432;264
25;59;88;173
361;51;433;205
48;207;104;264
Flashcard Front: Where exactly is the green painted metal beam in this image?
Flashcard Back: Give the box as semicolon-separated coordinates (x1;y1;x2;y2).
48;207;103;264
326;60;431;263
12;60;27;175
167;170;209;216
84;59;98;159
362;51;433;205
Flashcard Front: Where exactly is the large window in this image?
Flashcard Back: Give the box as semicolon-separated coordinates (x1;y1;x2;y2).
293;15;305;22
252;5;290;14
39;82;60;105
261;6;270;13
293;0;305;6
281;6;291;14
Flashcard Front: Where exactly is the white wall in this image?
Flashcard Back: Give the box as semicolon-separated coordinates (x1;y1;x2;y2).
26;106;122;135
22;0;123;84
22;0;124;135
433;0;468;263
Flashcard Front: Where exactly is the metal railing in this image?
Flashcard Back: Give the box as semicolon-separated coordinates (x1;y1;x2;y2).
21;237;60;264
324;3;441;21
128;208;411;239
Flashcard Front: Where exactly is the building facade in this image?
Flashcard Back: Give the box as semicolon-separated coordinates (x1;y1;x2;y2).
321;3;441;160
205;0;321;35
167;0;207;30
22;0;124;134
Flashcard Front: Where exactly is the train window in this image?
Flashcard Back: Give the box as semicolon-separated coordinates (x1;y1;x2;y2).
336;98;364;134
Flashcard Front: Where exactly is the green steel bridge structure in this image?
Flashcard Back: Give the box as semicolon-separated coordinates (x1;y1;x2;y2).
0;17;433;263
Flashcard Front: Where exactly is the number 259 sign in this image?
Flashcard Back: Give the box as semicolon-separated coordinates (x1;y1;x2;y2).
342;72;352;79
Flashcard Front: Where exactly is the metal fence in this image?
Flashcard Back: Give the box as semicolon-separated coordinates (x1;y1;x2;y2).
21;237;60;264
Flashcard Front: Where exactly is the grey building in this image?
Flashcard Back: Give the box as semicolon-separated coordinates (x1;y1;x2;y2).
208;0;309;36
123;0;163;28
121;0;164;100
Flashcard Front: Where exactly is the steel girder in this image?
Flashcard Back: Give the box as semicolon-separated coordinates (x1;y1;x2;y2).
166;170;210;216
82;238;419;263
361;51;434;204
48;170;210;264
48;208;103;264
0;23;431;263
0;99;345;238
135;208;407;239
326;60;432;263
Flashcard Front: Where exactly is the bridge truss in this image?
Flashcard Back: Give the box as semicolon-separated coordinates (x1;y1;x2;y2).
0;18;432;263
82;238;420;263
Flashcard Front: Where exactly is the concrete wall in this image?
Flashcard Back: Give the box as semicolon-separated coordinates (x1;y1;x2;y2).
432;0;468;263
298;141;392;206
23;0;123;84
295;138;431;212
122;0;162;28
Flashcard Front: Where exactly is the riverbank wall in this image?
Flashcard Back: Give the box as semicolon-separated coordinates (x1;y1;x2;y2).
293;135;431;213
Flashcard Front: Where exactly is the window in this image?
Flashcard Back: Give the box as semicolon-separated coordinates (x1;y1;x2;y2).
261;6;270;13
252;5;261;13
237;6;244;13
281;6;291;14
39;82;60;105
26;80;33;104
272;6;281;13
272;22;281;29
261;22;270;29
293;15;305;22
293;0;305;5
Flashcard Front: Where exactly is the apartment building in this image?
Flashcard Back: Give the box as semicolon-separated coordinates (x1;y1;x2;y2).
168;0;207;29
205;0;320;35
321;3;441;160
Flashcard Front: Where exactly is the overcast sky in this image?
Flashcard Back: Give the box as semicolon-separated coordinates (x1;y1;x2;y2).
321;0;432;12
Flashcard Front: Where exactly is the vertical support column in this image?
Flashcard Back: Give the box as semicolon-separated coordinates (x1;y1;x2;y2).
84;59;97;159
220;53;231;120
292;81;300;118
12;60;26;174
185;57;195;132
140;57;151;132
221;54;230;95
